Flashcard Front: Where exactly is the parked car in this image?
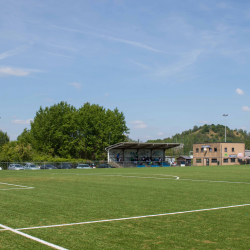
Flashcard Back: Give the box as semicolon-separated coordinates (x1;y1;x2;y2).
68;163;77;169
76;164;93;169
24;163;40;170
40;164;58;169
59;163;72;169
97;163;115;168
8;164;24;170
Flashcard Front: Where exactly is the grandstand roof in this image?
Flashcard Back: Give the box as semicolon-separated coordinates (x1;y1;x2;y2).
106;142;180;150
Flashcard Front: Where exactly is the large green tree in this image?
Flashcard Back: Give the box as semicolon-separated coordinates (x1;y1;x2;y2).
29;102;129;160
0;130;10;150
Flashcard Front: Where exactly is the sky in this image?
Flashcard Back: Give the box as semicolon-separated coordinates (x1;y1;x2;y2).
0;0;250;141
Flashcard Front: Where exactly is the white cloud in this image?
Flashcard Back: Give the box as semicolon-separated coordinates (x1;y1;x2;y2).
198;120;210;124
101;34;162;53
46;98;54;102
0;67;30;77
242;106;250;112
155;50;201;77
49;44;76;52
145;135;151;138
157;132;164;136
69;82;82;90
105;93;109;96
46;52;74;58
129;120;147;129
217;2;231;9
52;25;162;53
11;119;33;125
236;88;244;95
0;45;28;60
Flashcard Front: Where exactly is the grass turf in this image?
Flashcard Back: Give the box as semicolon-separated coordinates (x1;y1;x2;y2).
0;165;250;249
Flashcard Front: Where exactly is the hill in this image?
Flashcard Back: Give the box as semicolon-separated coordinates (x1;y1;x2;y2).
147;124;250;156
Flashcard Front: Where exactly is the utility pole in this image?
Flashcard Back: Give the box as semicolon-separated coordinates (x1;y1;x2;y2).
223;114;228;142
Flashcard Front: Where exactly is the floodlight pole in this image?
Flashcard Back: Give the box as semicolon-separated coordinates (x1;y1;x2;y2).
223;114;228;142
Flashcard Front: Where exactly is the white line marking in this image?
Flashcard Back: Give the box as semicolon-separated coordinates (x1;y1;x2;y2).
178;179;250;184
51;173;250;184
0;182;34;190
0;204;246;232
0;223;68;250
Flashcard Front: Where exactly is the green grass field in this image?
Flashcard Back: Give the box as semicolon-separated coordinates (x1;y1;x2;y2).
1;165;250;249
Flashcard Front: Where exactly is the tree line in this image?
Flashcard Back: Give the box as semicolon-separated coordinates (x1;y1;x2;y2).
0;102;129;162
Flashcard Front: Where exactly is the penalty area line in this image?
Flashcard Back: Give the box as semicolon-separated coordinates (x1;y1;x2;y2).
0;223;68;250
10;203;250;232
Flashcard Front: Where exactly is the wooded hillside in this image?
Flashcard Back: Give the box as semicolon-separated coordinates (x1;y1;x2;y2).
147;124;250;156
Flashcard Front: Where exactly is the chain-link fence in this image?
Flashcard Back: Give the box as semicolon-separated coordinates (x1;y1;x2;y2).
0;161;108;170
0;160;186;170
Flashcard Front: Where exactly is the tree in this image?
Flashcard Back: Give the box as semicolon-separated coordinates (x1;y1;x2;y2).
245;140;250;150
29;102;129;160
17;128;32;145
0;141;33;162
0;130;10;150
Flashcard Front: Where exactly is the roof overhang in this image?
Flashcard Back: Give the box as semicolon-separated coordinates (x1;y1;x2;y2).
105;142;180;151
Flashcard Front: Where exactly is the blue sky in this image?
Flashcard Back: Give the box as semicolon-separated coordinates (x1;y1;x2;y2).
1;0;250;141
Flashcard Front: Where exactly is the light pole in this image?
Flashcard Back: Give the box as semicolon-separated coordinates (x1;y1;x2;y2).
223;114;228;142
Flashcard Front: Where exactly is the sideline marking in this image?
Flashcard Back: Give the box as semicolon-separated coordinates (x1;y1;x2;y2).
0;204;247;232
52;172;179;179
0;223;68;250
0;182;34;190
51;172;250;184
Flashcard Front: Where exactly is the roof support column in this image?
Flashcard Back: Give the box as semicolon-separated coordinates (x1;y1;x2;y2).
163;149;165;165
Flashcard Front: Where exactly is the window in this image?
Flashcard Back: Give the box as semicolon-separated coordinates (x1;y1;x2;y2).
196;148;199;153
214;148;217;152
201;148;204;153
224;148;227;152
196;159;201;163
231;158;235;163
211;159;217;163
232;148;235;152
223;158;228;163
209;148;212;152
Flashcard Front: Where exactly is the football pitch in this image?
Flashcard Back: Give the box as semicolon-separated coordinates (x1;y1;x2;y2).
0;165;250;249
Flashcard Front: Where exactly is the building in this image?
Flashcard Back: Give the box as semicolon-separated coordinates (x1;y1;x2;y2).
245;150;250;157
193;142;245;166
176;156;192;166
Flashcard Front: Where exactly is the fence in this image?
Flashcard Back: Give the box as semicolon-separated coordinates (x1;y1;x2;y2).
0;160;181;170
0;161;106;170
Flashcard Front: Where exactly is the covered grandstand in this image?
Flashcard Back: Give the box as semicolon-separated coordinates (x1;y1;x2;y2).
105;142;180;167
